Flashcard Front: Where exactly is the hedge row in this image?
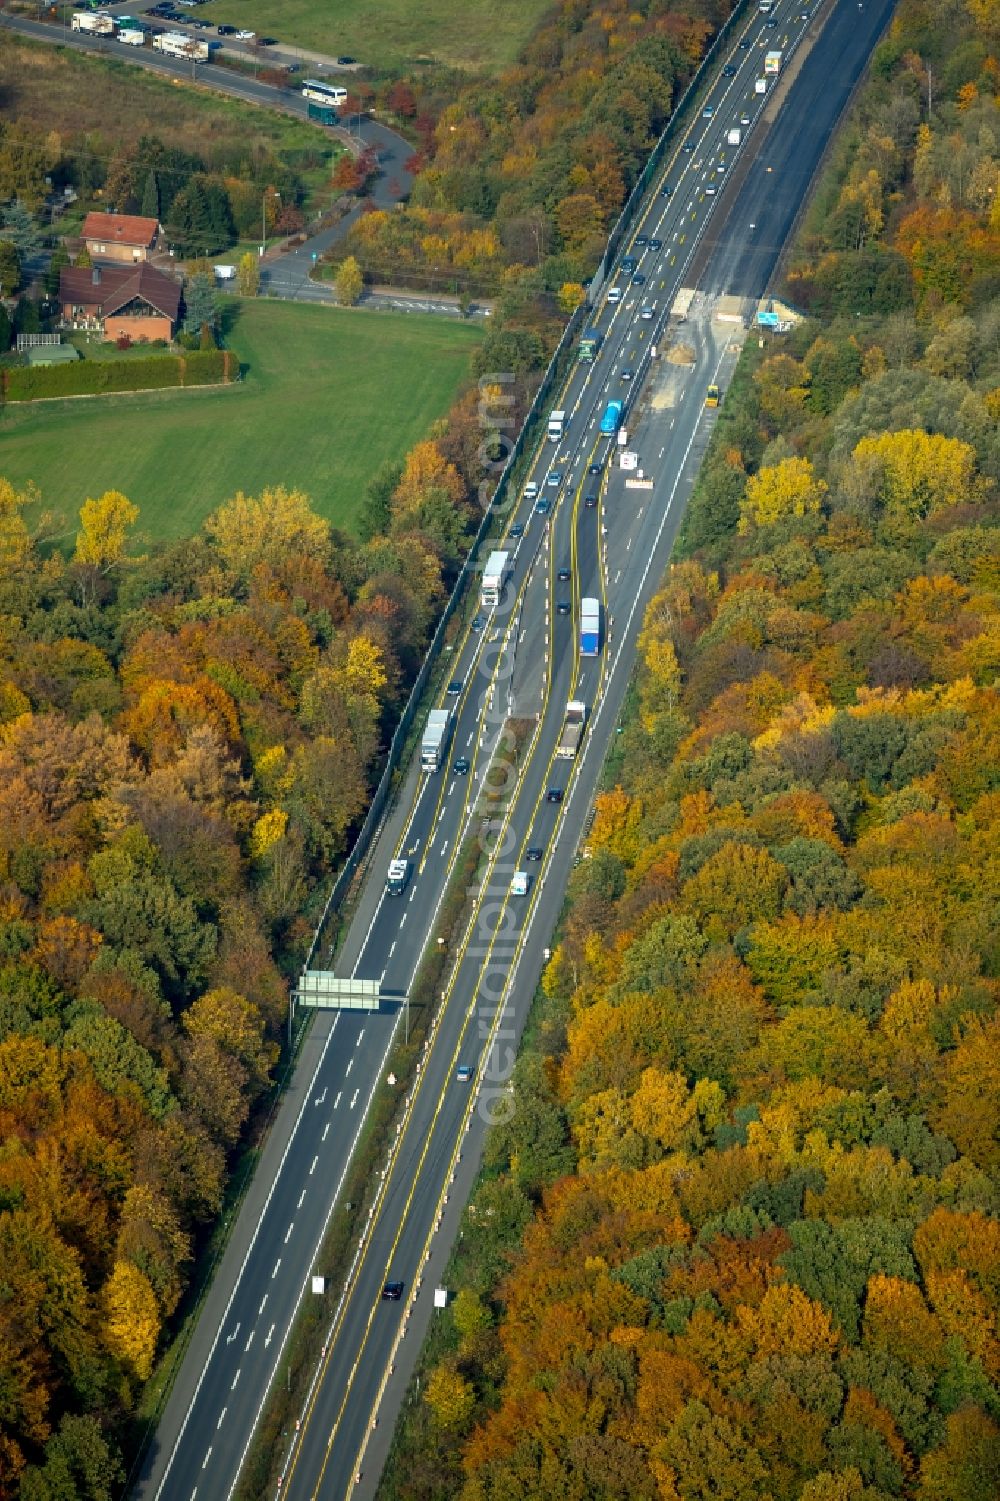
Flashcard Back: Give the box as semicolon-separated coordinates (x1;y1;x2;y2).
2;349;237;401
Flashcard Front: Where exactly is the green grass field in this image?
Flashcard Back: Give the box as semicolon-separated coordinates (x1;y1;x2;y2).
3;300;482;543
206;0;548;71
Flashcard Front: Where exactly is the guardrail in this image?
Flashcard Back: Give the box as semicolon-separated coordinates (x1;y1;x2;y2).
300;302;587;977
300;0;755;978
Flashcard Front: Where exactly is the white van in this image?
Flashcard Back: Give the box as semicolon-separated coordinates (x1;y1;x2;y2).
510;871;530;897
607;286;622;304
386;859;411;895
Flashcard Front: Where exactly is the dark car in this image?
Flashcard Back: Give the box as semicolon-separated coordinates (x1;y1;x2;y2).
588;461;602;476
382;1281;404;1301
556;600;571;615
471;613;485;631
546;788;563;804
285;62;301;72
557;566;571;581
508;522;524;539
683;141;695;152
218;22;236;32
661;184;674;197
258;36;279;45
446;678;463;695
584;492;598;507
633;234;648;248
649;237;662;251
337;54;357;64
526;846;544;861
632;271;646;285
535;497;551;515
738;36;751;47
454;756;470;775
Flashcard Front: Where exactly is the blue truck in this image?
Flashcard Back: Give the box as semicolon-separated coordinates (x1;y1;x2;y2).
599;400;623;435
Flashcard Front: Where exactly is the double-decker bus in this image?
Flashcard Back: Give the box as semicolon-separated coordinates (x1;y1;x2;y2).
301;80;348;107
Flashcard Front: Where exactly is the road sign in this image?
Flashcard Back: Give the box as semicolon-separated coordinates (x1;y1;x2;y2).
295;972;380;1011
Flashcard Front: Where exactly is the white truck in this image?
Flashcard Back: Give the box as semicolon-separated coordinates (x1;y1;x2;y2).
153;31;210;60
481;549;510;609
556;700;587;760
385;859;411;896
727;127;742;147
547;409;566;442
71;11;114;33
765;49;783;76
421;708;453;772
755;77;767;94
117;27;145;45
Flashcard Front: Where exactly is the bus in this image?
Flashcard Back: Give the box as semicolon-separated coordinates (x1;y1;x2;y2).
578;327;602;362
301;80;348;107
599;400;623;435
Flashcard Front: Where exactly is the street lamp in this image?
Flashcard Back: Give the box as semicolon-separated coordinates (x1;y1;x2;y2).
260;190;279;257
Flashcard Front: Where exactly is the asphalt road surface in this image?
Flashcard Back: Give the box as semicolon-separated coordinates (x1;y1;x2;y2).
130;2;895;1499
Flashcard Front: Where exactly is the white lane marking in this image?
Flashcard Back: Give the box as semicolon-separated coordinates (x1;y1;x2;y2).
314;1087;327;1107
258;1295;267;1317
322;1121;330;1141
350;1089;359;1109
271;1259;281;1279
439;838;449;855
357;1028;365;1045
297;1189;306;1209
466;732;473;747
309;1156;318;1175
231;1369;241;1390
225;1323;240;1346
389;940;397;958
264;1324;275;1348
345;1058;353;1077
201;1448;212;1470
244;1331;254;1353
217;1408;227;1430
333;1091;342;1110
284;1224;293;1244
400;913;407;927
152;1010;343;1501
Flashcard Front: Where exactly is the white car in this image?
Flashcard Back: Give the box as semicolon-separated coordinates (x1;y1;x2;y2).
640;303;655;320
236;29;256;40
607;286;622;304
524;481;539;500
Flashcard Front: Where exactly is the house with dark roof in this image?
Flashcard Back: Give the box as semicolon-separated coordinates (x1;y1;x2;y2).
82;212;162;264
59;263;182;343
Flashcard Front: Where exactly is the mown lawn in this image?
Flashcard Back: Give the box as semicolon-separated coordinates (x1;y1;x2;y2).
4;299;482;543
205;0;548;71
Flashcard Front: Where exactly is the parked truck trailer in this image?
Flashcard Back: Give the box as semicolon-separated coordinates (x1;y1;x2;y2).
71;11;114;33
153;31;210;60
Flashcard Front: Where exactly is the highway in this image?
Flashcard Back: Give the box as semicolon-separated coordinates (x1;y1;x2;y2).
130;2;897;1499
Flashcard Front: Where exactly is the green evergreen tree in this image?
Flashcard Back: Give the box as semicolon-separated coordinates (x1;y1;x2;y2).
45;244;70;300
0;200;42;259
0;238;20;296
13;296;41;337
0;303;11;352
141;170;160;222
182;271;219;336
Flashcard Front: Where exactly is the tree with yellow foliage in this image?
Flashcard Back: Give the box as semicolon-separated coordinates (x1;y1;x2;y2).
850;429;978;518
101;1259;160;1380
739;456;828;532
